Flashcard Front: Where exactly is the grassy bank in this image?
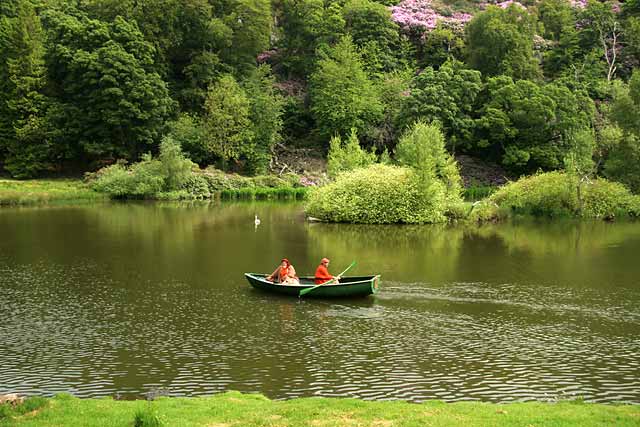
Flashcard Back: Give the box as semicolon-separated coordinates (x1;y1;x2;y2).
1;392;638;427
0;178;309;206
0;179;106;206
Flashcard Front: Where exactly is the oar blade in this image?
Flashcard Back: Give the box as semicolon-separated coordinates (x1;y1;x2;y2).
299;261;357;298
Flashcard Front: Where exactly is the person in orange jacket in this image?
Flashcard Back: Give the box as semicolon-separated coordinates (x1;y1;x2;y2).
267;258;299;284
314;257;340;285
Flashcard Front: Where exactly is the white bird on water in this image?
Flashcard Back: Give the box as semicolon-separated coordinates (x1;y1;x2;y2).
254;214;261;226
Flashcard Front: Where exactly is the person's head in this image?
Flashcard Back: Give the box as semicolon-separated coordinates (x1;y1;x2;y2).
321;257;330;266
281;258;290;267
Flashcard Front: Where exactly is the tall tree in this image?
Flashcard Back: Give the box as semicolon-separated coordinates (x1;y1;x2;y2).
224;0;272;75
42;10;175;163
243;65;284;173
0;0;58;178
398;60;482;153
465;4;541;80
202;74;253;164
309;36;383;142
604;71;640;193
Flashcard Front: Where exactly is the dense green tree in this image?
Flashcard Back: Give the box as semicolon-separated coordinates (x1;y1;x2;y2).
342;0;401;73
0;1;58;178
309;36;383;141
577;0;621;82
243;65;284;173
465;4;541;80
202;74;253;164
398;60;482;153
280;0;345;78
224;0;272;74
538;0;575;42
42;10;175;163
475;77;594;172
420;25;465;69
604;72;640;193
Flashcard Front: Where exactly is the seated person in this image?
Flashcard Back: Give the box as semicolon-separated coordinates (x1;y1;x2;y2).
267;258;299;284
314;257;339;285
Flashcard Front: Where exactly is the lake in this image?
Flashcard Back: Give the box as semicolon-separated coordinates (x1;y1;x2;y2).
1;202;638;403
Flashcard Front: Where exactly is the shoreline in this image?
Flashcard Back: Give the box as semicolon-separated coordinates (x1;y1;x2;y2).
1;391;638;426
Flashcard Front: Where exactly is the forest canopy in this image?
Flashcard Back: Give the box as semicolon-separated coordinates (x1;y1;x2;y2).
0;0;638;195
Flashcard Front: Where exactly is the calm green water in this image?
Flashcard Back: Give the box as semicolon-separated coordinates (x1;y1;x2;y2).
1;202;639;403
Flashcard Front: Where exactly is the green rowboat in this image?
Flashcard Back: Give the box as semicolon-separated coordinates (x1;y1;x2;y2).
244;273;380;298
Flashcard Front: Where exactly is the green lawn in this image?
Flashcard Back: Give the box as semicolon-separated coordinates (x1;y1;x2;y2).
0;179;105;206
2;392;638;427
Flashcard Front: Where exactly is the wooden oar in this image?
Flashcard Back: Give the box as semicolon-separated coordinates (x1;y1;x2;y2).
299;261;356;297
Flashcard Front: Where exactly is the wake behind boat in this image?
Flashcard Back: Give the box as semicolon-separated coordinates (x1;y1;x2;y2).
244;273;380;298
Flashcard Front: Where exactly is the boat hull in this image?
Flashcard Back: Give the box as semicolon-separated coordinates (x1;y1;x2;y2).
244;273;380;298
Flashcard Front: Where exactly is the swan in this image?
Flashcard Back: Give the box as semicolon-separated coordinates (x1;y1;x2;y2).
254;214;261;226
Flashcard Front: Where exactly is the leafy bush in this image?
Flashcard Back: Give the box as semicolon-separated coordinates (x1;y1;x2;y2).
306;164;450;224
91;138;195;199
281;172;304;187
200;168;255;191
395;121;463;204
90;159;165;198
327;129;376;178
252;175;291;188
467;201;509;223
180;174;211;199
490;171;640;219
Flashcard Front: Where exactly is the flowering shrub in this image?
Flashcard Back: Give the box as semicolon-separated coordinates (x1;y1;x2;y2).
390;0;593;37
390;0;472;33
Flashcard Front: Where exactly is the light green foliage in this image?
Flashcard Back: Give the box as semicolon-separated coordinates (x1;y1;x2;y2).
490;171;639;219
604;73;640;193
91;137;195;198
326;129;376;178
564;128;596;177
371;69;412;150
399;60;482;152
158;136;194;190
394;121;463;204
202;74;254;162
309;36;383;141
465;4;540;80
200;167;255;191
0;179;104;206
242;65;284;174
476;77;594;173
306;163;449;224
166;113;210;165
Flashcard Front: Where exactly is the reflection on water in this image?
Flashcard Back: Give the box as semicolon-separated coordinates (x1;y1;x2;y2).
0;203;638;403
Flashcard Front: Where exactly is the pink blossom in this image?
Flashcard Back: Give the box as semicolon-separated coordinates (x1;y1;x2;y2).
257;49;277;63
495;1;525;9
390;0;473;33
